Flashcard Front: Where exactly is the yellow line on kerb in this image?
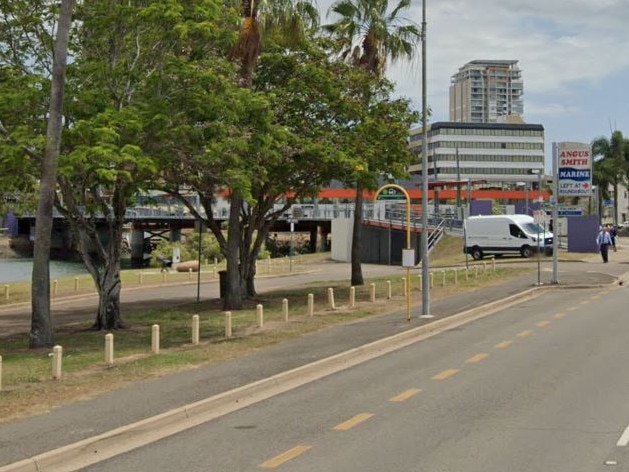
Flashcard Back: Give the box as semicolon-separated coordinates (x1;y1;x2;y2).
495;340;512;349
466;353;489;364
517;330;534;337
390;388;422;402
259;445;312;469
432;368;459;380
536;321;551;328
333;413;374;431
553;313;566;319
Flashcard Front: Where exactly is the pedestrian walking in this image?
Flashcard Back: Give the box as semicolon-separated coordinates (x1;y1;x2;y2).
596;226;613;263
610;224;618;251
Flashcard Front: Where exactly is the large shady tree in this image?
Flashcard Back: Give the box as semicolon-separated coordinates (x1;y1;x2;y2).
323;0;421;286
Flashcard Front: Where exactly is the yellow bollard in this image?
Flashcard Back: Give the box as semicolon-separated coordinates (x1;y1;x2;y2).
387;280;392;299
370;283;376;303
4;284;9;302
151;324;160;354
192;315;200;344
74;277;80;292
442;270;446;287
224;311;232;338
429;272;434;289
257;304;264;328
454;269;458;285
283;298;289;322
349;286;356;308
105;333;114;366
52;280;58;298
52;345;63;380
307;294;314;316
188;268;193;281
139;272;144;285
327;288;336;310
418;275;422;292
0;355;2;391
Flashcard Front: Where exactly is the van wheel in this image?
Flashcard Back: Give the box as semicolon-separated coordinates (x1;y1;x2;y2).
521;245;533;258
471;247;483;260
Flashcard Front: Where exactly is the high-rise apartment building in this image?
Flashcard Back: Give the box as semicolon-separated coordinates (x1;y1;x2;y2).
449;60;524;123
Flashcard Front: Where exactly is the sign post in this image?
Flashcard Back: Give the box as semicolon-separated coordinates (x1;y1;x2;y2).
374;184;413;321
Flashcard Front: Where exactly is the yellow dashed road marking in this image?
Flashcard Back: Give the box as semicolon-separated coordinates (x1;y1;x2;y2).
580;300;590;305
536;321;550;328
390;389;421;402
567;306;579;312
592;295;602;300
466;353;489;363
259;445;312;469
517;330;533;337
333;413;374;431
495;340;512;349
553;312;566;319
432;368;460;380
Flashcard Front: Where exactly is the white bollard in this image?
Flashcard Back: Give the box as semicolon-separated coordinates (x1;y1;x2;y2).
151;324;160;354
52;345;63;380
188;268;193;281
387;280;392;299
0;355;2;391
465;268;469;281
74;277;80;292
307;294;314;316
327;288;336;310
105;333;114;366
492;257;496;272
257;304;264;328
52;280;58;298
418;275;422;292
370;283;376;303
442;270;446;287
225;311;232;338
283;298;289;322
3;284;8;302
192;315;200;344
349;286;356;308
454;269;458;285
429;272;434;289
139;272;144;285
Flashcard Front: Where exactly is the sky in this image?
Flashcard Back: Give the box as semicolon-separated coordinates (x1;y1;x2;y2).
317;0;629;172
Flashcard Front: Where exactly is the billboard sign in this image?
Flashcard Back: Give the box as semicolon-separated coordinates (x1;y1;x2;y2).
556;142;592;197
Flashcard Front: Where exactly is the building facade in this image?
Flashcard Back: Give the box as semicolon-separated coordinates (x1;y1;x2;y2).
449;60;523;123
408;121;545;185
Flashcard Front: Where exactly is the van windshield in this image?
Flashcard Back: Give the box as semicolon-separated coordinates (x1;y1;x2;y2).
522;222;545;234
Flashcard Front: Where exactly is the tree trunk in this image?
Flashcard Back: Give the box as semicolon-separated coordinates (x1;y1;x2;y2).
223;195;243;311
30;0;74;348
351;181;364;286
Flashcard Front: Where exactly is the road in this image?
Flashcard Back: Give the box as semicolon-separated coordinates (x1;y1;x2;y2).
82;282;629;471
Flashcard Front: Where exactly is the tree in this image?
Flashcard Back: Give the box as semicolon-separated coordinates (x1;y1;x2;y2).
592;131;629;224
323;0;421;285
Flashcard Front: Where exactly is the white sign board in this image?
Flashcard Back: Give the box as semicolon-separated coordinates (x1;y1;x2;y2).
402;249;415;267
556;142;592;197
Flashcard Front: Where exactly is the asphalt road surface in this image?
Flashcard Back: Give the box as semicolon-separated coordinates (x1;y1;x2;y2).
83;282;629;472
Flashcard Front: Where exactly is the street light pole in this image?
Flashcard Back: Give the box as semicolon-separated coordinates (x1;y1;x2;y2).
420;0;431;317
455;147;461;217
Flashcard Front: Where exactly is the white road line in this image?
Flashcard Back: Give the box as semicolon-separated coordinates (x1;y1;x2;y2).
616;425;629;446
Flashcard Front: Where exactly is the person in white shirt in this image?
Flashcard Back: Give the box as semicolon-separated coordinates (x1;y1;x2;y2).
596;226;613;263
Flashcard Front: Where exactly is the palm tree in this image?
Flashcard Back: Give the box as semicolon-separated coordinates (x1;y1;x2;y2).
323;0;421;286
592;131;629;225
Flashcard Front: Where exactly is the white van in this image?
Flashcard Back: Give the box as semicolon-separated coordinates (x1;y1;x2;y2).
464;214;553;260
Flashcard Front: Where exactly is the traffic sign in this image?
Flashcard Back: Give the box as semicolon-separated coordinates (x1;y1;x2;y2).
376;187;406;201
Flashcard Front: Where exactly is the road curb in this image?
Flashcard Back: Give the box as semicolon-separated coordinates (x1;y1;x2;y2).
0;286;542;472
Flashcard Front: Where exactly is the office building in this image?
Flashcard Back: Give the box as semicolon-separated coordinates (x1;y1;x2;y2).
449;60;524;123
408;121;545;185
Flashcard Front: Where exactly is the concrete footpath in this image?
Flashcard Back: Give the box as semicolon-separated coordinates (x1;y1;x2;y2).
0;251;628;471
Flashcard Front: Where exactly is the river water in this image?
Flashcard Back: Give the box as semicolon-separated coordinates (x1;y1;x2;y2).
0;259;88;284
